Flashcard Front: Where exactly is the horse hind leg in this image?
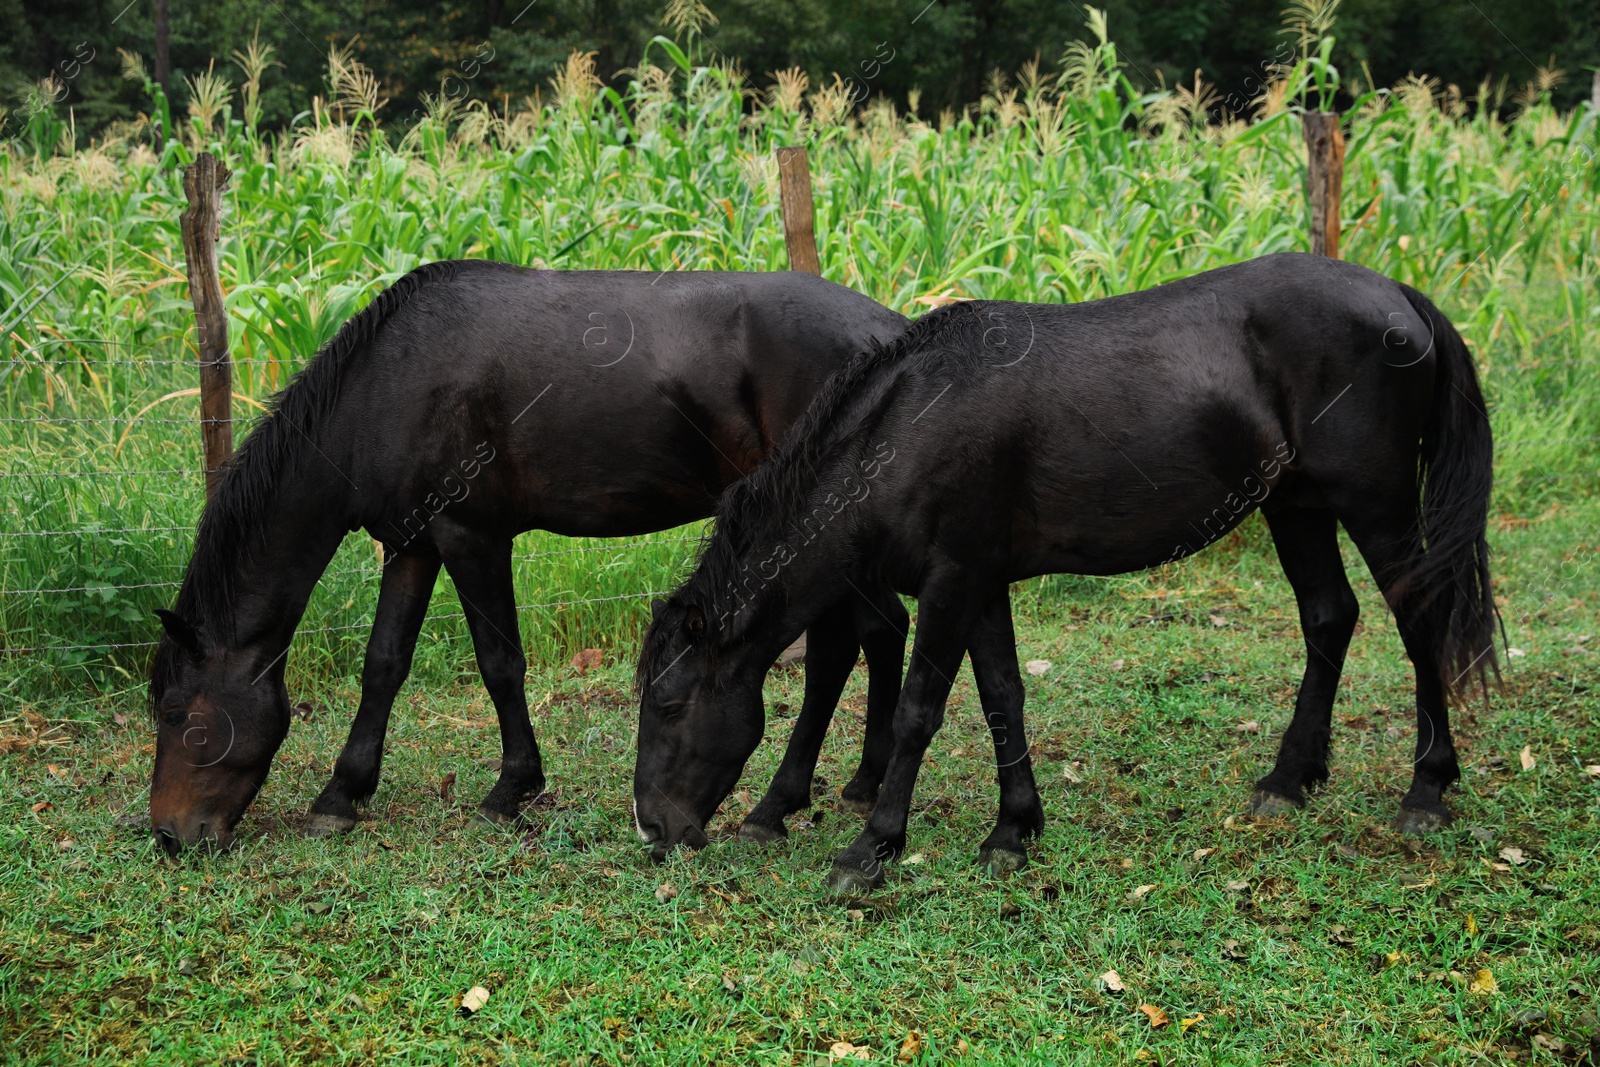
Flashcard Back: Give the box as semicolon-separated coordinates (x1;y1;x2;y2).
307;549;440;836
740;598;860;843
839;584;908;813
1339;506;1461;835
1249;504;1359;816
435;525;546;825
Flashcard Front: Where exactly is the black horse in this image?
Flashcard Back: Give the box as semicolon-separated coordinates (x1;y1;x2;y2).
634;253;1498;895
149;261;911;855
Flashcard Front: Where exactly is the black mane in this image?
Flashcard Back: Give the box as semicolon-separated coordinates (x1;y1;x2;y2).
148;260;463;708
637;302;980;687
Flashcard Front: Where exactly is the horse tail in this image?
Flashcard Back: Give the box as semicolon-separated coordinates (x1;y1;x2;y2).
1400;283;1501;700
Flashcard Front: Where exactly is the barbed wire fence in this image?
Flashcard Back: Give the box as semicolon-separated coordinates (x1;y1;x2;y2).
2;141;1597;696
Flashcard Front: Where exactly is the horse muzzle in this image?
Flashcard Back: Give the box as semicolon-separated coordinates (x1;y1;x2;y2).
152;814;235;858
633;799;710;862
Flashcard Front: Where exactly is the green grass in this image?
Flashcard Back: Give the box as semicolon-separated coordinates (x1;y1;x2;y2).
3;28;1599;1067
3;503;1597;1065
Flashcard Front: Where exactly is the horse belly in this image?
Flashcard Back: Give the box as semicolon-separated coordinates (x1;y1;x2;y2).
1025;472;1271;578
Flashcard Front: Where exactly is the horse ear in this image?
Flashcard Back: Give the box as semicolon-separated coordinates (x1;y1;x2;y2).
650;598;667;620
155;609;204;659
682;604;705;639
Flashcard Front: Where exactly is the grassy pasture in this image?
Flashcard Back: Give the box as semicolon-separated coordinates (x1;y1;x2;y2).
2;507;1598;1064
1;30;1599;1066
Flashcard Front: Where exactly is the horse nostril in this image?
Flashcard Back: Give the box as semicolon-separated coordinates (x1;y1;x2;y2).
156;826;182;858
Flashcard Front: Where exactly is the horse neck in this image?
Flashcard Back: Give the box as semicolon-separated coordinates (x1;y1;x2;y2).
712;464;880;672
183;463;353;672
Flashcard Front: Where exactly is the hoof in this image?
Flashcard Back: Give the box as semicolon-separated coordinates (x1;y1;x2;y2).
304;813;357;838
836;796;875;817
474;805;523;828
1391;806;1451;836
1248;790;1302;817
980;847;1028;876
827;862;882;899
738;820;787;845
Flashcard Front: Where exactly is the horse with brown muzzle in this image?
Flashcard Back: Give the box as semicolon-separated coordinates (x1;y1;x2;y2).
149;261;910;855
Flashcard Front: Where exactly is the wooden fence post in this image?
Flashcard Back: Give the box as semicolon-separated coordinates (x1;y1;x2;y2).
772;145;819;667
181;151;234;499
1303;110;1345;259
774;146;821;275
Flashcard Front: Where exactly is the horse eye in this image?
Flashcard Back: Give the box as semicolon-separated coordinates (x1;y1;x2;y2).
160;707;187;727
657;701;687;720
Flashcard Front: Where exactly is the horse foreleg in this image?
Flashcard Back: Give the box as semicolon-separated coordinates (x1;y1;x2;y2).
827;570;981;897
438;529;545;825
740;598;858;843
968;587;1045;872
307;549;440;836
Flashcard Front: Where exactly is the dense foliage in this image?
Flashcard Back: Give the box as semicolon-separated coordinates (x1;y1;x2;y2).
3;0;1598;145
0;20;1596;701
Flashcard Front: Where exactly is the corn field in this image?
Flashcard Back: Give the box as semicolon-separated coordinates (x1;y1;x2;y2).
1;30;1597;706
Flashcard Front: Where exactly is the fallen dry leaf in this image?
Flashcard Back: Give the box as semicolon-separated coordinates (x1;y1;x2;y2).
1025;659;1051;676
1137;1004;1171;1028
1062;761;1085;784
30;801;51;814
1128;884;1157;901
1225;879;1250;894
1328;924;1356;946
1180;1013;1205;1033
1097;969;1125;993
846;909;865;922
1209;613;1229;627
830;1041;871;1061
1520;745;1536;771
439;771;456;801
1109;658;1126;671
570;648;603;674
1583;764;1600;779
112;712;127;726
1465;912;1479;936
1507;647;1526;658
1235;721;1261;733
1497;846;1527;865
1192;847;1215;861
655;883;677;903
903;852;925;865
1469;968;1498;994
955;1039;969;1055
897;1030;923;1062
1221;939;1248;961
459;985;490;1016
1532;1034;1573;1056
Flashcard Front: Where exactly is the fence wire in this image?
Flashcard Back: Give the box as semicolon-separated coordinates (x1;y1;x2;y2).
3;274;1596;666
